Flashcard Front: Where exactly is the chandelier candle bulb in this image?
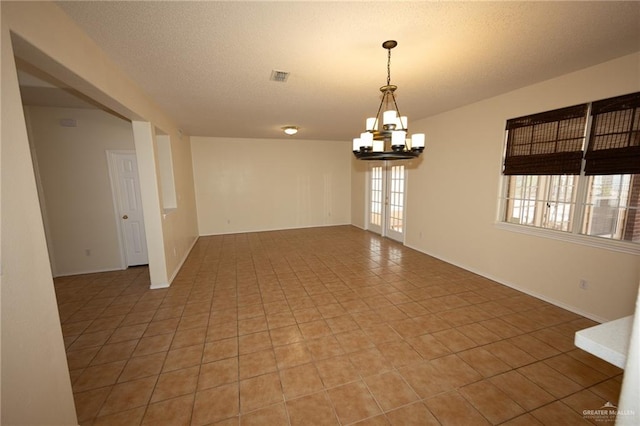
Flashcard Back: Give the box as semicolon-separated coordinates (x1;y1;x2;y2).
391;131;406;148
412;133;425;149
353;138;361;151
366;117;378;131
383;110;397;127
373;140;384;152
398;116;408;130
360;132;374;148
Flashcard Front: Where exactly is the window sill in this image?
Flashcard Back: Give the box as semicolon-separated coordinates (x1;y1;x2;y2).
494;222;640;255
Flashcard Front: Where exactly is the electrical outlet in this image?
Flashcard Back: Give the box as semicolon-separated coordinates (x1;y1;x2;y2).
579;279;589;290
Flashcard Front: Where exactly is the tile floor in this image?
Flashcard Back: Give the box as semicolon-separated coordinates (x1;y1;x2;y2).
55;226;624;425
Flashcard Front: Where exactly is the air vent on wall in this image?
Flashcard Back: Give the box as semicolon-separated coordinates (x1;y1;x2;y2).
270;70;290;83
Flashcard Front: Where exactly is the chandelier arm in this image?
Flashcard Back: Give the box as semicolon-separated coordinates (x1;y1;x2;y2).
372;93;387;131
390;92;406;131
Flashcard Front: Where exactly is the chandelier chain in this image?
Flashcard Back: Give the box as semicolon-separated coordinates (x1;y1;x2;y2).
386;46;404;129
387;48;392;86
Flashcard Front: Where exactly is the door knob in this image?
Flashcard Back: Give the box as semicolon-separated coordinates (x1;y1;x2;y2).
122;215;128;220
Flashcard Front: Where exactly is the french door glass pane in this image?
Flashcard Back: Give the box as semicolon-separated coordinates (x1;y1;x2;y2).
388;165;405;233
370;166;383;227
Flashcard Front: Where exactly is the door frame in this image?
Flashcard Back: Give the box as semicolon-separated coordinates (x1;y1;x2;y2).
106;149;147;269
366;161;407;243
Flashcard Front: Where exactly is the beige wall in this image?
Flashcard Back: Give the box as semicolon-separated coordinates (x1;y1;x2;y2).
192;137;351;235
158;131;198;282
398;53;639;322
350;157;368;229
2;3;638;425
26;106;135;276
351;53;640;322
2;20;78;426
1;2;199;424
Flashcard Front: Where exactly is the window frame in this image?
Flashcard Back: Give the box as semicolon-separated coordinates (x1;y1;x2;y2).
497;94;640;256
497;175;640;254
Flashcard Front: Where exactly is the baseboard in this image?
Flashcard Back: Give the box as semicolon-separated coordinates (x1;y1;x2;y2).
404;242;609;324
198;222;353;237
195;223;610;322
165;235;199;286
53;266;125;278
149;281;170;290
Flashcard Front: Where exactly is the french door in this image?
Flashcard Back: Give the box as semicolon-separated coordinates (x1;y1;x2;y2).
368;162;406;242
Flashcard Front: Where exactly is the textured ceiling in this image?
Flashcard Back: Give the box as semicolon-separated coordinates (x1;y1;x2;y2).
30;1;640;140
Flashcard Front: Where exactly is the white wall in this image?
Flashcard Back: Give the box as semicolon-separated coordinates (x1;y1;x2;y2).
26;106;135;276
192;137;351;235
398;53;640;322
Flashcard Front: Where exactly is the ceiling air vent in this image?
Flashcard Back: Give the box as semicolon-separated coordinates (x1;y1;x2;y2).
59;118;77;127
270;70;290;83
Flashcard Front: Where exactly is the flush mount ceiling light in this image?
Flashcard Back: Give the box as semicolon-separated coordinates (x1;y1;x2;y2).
353;40;425;160
282;126;299;135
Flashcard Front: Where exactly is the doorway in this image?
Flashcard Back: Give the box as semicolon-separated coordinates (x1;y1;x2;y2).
367;162;407;242
107;150;149;267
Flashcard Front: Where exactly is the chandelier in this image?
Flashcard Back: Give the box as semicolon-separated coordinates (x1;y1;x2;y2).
352;40;425;160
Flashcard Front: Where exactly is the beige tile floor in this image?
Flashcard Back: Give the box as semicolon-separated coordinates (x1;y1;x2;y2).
55;226;623;425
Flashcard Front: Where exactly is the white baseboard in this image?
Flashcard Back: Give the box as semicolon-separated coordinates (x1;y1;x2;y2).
404;242;609;324
164;236;199;286
53;266;125;278
149;281;170;290
198;222;352;237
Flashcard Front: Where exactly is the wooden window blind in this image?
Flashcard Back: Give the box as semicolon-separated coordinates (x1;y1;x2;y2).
503;104;588;175
585;92;640;175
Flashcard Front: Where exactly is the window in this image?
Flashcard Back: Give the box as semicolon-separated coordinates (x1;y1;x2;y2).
501;92;640;246
505;175;578;231
583;175;639;241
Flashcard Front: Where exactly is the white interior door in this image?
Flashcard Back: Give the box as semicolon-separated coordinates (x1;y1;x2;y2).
109;151;149;266
367;162;406;242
